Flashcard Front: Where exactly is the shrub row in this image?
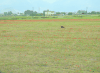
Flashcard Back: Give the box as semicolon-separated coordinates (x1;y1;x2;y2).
0;16;58;20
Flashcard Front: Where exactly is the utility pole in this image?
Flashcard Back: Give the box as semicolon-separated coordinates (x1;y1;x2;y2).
32;7;34;12
32;7;34;18
39;8;40;12
38;7;40;13
86;7;88;15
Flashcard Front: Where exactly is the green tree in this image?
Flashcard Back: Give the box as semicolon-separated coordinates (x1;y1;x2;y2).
36;13;42;16
30;13;35;17
68;12;72;15
61;12;66;15
41;13;43;16
8;11;13;16
56;12;61;14
14;14;17;17
24;10;33;16
30;11;37;17
97;12;99;14
43;11;46;16
77;10;87;14
20;13;25;16
96;12;100;14
91;11;96;14
4;12;8;16
88;12;91;14
77;10;81;14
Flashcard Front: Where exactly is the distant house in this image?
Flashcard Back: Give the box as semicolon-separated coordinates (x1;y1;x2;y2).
45;10;55;16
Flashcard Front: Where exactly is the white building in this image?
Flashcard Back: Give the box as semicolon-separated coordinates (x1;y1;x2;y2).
45;11;55;16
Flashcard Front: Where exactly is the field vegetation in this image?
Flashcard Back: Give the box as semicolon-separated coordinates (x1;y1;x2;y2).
0;17;100;73
0;14;100;20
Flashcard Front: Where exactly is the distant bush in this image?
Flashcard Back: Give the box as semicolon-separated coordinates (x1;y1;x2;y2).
41;17;49;18
11;18;18;20
73;15;85;17
22;18;26;19
33;17;39;18
52;17;58;18
0;18;9;20
73;15;76;17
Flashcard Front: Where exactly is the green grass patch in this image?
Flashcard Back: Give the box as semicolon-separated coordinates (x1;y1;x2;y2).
0;15;100;20
0;21;100;73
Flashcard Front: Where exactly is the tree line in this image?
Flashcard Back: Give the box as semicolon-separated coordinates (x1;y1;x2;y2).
3;10;100;16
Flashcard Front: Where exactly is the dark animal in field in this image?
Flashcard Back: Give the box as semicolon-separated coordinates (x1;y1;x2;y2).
61;26;65;28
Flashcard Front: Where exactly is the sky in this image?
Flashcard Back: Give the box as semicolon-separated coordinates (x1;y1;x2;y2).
0;0;100;14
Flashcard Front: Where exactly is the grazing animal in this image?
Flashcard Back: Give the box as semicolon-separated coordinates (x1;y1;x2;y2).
61;26;65;28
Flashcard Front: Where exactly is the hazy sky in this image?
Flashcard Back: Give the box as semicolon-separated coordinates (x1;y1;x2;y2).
0;0;100;14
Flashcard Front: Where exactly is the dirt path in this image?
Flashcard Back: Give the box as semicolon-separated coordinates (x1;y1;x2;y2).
0;19;100;24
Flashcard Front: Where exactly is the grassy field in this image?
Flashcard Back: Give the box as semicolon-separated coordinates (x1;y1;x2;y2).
0;19;100;73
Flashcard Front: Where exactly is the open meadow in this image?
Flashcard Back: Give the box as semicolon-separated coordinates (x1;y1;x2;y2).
0;14;100;20
0;19;100;73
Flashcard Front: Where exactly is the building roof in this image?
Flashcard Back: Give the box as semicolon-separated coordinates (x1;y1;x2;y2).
45;11;54;12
